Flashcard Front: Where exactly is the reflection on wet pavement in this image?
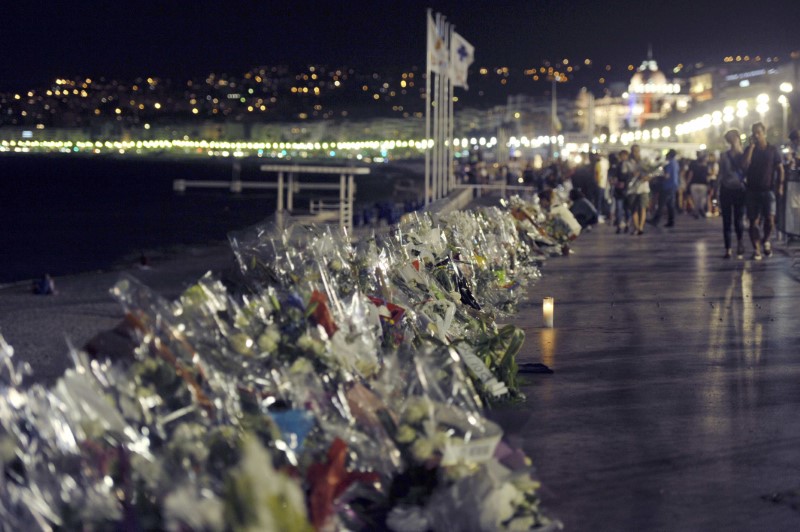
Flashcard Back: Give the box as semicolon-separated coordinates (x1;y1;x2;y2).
496;215;800;530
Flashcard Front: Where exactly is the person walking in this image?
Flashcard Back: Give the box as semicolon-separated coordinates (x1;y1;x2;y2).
612;150;632;233
741;122;785;260
707;152;720;216
686;151;710;218
717;130;747;259
678;157;692;214
787;129;800;171
628;144;649;235
650;149;679;227
594;152;610;222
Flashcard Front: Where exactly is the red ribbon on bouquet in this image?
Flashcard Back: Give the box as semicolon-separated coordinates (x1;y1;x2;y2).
307;437;380;530
308;290;338;337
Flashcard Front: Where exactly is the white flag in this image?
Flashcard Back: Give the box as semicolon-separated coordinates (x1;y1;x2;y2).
427;12;447;73
449;31;474;89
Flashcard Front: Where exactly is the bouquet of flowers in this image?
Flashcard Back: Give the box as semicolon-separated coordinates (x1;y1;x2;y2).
0;193;580;530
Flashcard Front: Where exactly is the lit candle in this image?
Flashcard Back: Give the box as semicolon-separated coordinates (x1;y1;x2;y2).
542;297;554;328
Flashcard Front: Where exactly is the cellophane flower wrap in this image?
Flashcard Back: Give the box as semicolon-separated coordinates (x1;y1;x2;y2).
0;196;571;531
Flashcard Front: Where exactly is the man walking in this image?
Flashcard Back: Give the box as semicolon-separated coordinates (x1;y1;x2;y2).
742;122;784;260
650;149;679;227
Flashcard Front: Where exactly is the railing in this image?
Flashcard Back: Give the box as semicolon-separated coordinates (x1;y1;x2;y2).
452;183;538;197
172;163;369;232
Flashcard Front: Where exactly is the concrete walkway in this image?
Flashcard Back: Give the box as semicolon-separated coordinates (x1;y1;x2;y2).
495;215;800;530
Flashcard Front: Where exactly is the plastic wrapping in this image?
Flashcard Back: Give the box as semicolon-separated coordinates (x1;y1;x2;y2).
0;195;573;531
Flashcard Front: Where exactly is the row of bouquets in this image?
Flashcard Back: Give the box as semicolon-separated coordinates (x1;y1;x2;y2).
0;192;581;530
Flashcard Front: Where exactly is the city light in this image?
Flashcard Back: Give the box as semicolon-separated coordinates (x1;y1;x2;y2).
0;136;438;159
1;49;796;161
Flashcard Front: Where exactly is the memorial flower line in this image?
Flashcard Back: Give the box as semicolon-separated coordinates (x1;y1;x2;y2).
0;193;582;531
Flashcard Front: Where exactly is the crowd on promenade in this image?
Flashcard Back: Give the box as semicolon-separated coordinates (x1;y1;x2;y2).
460;122;799;260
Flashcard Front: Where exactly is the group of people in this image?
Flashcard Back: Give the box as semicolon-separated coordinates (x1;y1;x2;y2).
460;125;795;261
715;122;787;260
565;143;678;235
568;122;793;261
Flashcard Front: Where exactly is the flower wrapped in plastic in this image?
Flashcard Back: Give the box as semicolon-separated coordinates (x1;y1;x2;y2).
451;324;526;402
435;207;538;316
1;322;313;531
220;434;313;532
389;458;560;532
229;218;358;300
0;190;585;530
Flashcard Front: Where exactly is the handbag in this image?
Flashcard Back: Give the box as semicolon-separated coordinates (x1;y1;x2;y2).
720;152;745;190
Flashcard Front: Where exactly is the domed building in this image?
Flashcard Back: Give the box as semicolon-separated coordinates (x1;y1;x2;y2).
626;50;688;128
576;49;692;139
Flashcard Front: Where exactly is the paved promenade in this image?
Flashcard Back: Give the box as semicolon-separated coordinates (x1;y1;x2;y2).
497;215;800;530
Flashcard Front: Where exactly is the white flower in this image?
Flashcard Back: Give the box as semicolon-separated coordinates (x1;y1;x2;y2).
506;515;536;531
403;397;430;424
386;505;430;532
481;482;522;527
289;358;314;375
228;332;254;356
163;485;225;531
395;424;416;444
329;319;379;377
410;437;436;461
79;481;123;524
256;324;281;354
297;331;326;357
224;435;311;531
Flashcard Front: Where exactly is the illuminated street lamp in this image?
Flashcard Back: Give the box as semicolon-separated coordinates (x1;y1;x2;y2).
756;93;769;123
736;100;749;130
778;94;789;140
779;82;793;141
711;110;723;138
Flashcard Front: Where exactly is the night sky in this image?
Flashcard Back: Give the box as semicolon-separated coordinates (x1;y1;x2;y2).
1;0;798;89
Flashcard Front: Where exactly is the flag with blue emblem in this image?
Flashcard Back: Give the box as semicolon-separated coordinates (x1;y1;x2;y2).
450;31;474;89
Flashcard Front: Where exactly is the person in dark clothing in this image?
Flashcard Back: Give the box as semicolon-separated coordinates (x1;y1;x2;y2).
523;163;536;187
787;129;800;171
32;274;57;295
742;122;785;260
687;152;710;218
612;150;632;233
543;161;562;190
569;188;598;228
717;129;747;259
570;156;597;201
650;149;679;227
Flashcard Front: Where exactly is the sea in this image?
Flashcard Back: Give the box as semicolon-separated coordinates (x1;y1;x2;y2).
0;154;420;284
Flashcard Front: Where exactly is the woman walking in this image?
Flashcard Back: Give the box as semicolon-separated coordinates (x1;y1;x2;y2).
717;130;747;258
629;144;649;235
687;151;710;218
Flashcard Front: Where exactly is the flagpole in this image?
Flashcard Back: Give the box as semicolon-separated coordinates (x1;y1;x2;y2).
424;10;433;207
447;24;455;195
439;17;449;200
432;68;440;202
442;23;453;197
437;18;447;200
433;13;442;202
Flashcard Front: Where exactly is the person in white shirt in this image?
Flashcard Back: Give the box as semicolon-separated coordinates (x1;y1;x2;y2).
594;153;610;221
